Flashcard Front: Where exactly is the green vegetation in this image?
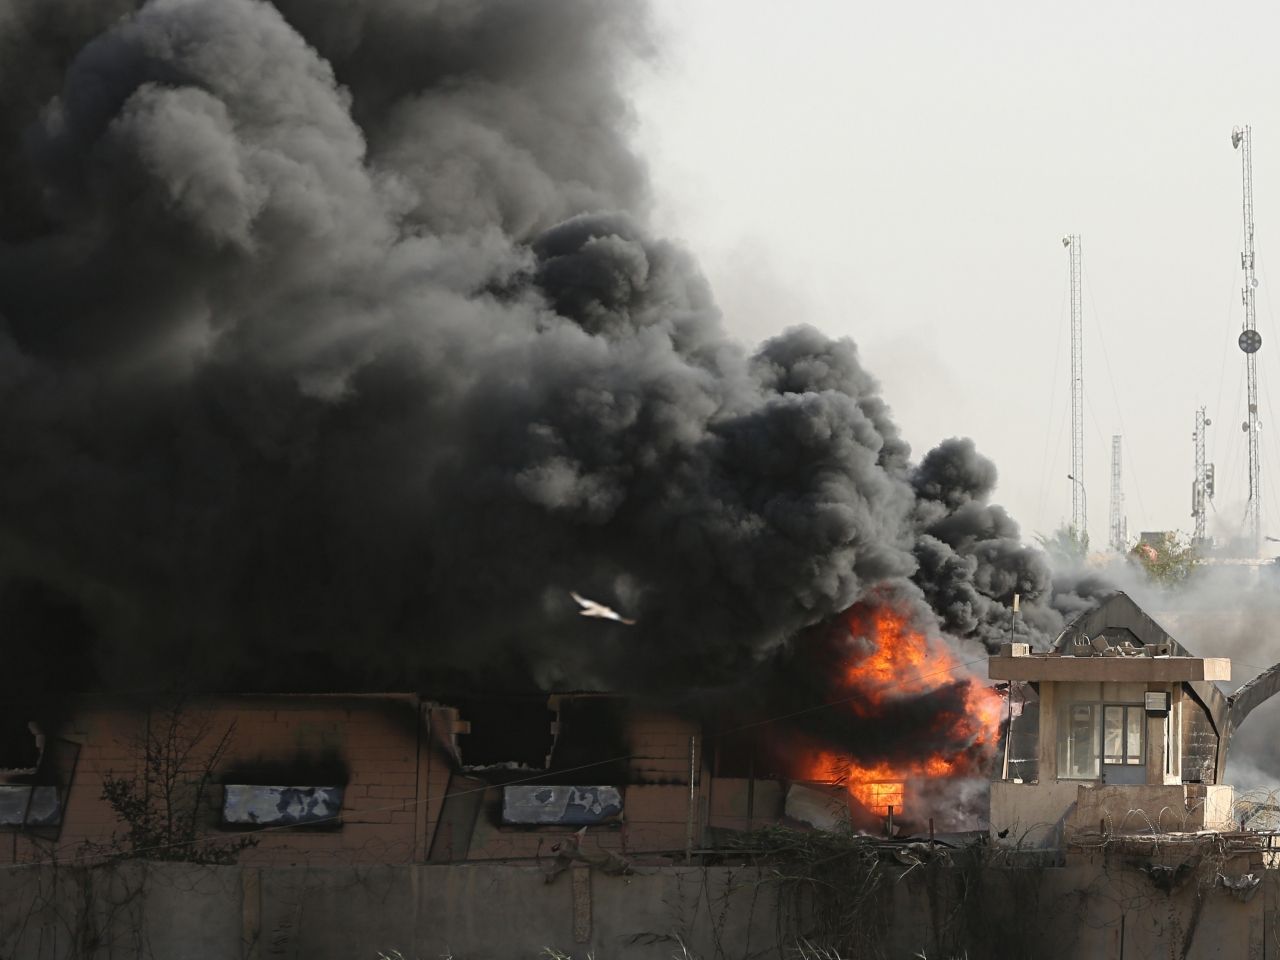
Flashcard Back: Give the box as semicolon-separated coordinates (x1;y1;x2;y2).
1128;532;1201;587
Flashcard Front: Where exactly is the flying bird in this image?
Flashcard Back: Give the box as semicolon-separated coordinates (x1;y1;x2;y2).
570;591;636;625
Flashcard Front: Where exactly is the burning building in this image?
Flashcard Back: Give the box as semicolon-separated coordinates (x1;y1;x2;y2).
6;593;1280;958
0;597;1007;863
0;2;1150;950
785;603;1002;830
6;2;1280;955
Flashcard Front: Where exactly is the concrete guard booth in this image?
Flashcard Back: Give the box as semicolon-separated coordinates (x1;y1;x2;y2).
987;592;1271;850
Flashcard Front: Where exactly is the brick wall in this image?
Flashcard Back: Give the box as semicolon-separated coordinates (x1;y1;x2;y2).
626;710;699;784
2;696;799;867
1;696;454;867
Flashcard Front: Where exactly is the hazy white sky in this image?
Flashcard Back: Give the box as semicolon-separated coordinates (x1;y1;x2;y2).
631;0;1280;556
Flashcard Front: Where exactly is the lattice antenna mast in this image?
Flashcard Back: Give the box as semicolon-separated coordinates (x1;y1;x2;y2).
1192;407;1212;544
1109;436;1126;552
1233;125;1262;554
1063;235;1086;543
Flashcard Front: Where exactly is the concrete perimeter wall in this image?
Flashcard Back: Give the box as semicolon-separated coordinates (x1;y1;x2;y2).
0;861;782;960
0;855;1275;960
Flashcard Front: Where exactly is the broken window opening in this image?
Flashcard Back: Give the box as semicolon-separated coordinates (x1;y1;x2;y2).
547;696;628;785
452;695;629;785
0;716;42;776
453;696;555;773
1007;682;1040;782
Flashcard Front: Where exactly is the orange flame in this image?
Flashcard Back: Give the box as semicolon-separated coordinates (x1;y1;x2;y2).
802;605;1003;817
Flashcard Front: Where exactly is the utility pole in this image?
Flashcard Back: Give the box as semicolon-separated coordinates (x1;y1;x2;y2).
1233;125;1262;555
1063;234;1086;543
1109;436;1126;552
1192;407;1213;546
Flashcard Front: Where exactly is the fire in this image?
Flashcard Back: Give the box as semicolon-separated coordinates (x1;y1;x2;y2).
801;604;1004;818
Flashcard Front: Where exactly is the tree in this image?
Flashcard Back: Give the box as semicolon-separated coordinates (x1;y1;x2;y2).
97;701;255;865
1129;531;1201;587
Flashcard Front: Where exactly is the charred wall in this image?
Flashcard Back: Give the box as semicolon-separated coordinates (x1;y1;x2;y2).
1182;696;1219;785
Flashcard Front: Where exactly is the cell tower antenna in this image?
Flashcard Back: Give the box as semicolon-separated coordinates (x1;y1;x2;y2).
1063;234;1086;544
1192;407;1213;545
1233;125;1262;555
1109;435;1126;552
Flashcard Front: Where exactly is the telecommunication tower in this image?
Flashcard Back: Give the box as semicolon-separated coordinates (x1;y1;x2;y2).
1063;234;1085;542
1191;407;1213;545
1232;125;1262;554
1108;436;1126;552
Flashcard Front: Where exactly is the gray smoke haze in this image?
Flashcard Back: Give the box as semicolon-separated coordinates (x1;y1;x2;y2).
0;0;1102;705
1019;546;1280;794
1107;565;1280;792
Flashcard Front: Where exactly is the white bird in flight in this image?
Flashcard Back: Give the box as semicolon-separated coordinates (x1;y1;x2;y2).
570;591;636;625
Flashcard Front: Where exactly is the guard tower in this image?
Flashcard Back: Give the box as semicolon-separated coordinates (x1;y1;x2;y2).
988;593;1235;849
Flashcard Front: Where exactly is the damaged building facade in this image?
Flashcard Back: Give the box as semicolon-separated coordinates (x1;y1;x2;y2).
2;691;874;871
2;695;686;867
0;690;907;957
6;593;1280;958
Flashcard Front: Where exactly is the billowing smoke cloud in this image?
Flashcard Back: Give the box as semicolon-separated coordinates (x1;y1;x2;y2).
0;0;1098;706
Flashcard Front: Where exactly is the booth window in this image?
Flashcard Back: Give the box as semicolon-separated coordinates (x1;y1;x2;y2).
1103;704;1144;766
1058;703;1100;779
1058;700;1145;779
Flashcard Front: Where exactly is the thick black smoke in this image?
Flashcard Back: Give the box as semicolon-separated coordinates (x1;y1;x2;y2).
0;0;1100;703
909;437;1102;646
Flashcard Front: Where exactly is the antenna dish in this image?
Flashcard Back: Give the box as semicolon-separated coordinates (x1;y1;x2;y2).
1240;329;1263;354
1233;127;1244;149
1062;236;1072;247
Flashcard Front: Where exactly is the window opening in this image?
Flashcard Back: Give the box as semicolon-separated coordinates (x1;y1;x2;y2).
1102;704;1145;765
1057;700;1145;779
1057;703;1099;779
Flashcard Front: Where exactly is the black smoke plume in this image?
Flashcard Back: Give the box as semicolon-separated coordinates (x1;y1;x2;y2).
0;0;1101;707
